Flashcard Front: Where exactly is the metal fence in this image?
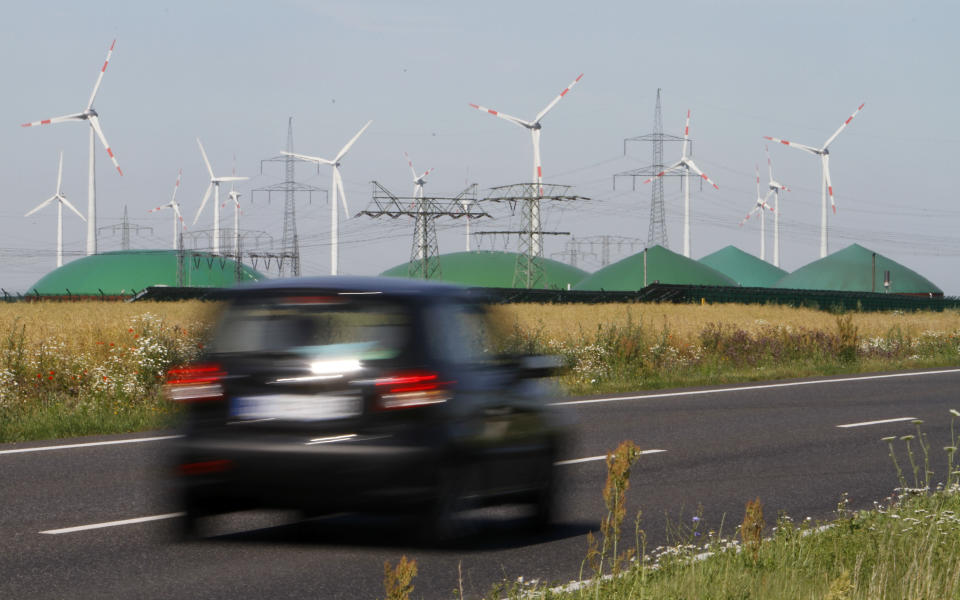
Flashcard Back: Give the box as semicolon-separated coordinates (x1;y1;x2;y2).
7;283;959;313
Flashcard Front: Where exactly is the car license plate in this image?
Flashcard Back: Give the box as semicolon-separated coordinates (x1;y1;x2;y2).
230;393;361;421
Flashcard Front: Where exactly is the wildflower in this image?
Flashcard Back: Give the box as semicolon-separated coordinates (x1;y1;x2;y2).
692;516;700;522
881;436;896;442
128;328;134;333
901;435;915;441
912;419;924;425
951;409;960;418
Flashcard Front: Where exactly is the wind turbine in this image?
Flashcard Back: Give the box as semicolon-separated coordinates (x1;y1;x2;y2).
643;110;718;258
148;169;185;250
25;152;86;268
193;139;248;254
405;152;433;201
404;152;433;261
469;73;583;257
764;102;864;258
283;120;373;275
739;164;774;261
21;39;123;256
763;145;790;267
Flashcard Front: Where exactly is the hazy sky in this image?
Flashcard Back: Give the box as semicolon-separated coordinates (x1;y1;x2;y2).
4;1;959;293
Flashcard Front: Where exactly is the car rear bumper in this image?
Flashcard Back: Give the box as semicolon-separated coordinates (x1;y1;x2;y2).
173;431;445;514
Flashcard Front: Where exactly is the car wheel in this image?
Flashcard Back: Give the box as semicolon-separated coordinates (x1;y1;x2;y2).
178;506;204;542
421;466;471;545
528;454;556;533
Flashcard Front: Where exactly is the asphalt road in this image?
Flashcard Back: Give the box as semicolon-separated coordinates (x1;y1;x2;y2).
3;368;959;599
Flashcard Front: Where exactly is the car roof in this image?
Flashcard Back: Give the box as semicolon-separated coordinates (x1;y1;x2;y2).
221;275;471;300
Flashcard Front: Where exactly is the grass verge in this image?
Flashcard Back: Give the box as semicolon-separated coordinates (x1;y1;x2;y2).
3;301;960;442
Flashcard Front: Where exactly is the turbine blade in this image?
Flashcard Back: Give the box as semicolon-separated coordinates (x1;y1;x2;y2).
684;159;719;189
171;168;182;204
194;182;213;225
197;138;215;179
739;205;761;227
642;161;683;184
21;112;86;127
89;116;122;175
763;136;820;155
215;176;249;182
335;120;372;162
56;151;64;194
334;167;349;215
60;196;86;221
534;73;584;123
766;144;774;181
419;167;434;180
87;39;116;110
468;103;531;128
823;154;835;213
404;152;418;180
148;203;171;213
823;102;865;149
282;151;332;165
25;196;56;217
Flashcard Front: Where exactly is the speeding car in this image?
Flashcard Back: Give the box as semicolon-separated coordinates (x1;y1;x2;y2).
168;276;566;540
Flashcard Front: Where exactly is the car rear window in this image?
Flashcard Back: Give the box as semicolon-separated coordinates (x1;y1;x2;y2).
208;296;411;360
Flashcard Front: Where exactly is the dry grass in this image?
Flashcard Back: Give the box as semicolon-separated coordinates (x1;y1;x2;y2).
0;300;218;353
497;303;960;345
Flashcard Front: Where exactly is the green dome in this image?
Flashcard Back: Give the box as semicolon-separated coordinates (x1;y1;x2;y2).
574;245;737;291
28;250;267;296
773;244;942;294
379;251;588;289
699;245;788;287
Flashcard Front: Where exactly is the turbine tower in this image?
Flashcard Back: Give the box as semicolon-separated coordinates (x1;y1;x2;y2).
224;185;242;257
739;164;774;261
283;120;372;275
148;168;185;250
643;110;718;258
469;73;583;258
21;39;123;256
24;152;86;268
764;102;865;257
193;139;248;255
764;145;790;267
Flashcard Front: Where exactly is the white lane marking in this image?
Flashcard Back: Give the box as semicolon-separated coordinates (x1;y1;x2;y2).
837;417;918;429
40;512;185;535
0;435;183;456
555;449;666;466
38;451;671;535
551;368;960;407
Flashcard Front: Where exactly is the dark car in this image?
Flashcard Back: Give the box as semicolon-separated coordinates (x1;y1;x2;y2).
168;276;567;541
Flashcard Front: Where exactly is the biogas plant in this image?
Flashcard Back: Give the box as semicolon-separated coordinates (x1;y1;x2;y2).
14;41;947;305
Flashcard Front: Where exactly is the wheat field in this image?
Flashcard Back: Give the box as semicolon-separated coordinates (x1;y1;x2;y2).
495;303;960;343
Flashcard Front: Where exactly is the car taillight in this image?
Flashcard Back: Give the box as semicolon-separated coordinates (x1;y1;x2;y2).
374;370;453;410
165;363;225;403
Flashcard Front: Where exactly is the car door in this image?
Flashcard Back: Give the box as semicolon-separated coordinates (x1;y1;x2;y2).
425;299;546;497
